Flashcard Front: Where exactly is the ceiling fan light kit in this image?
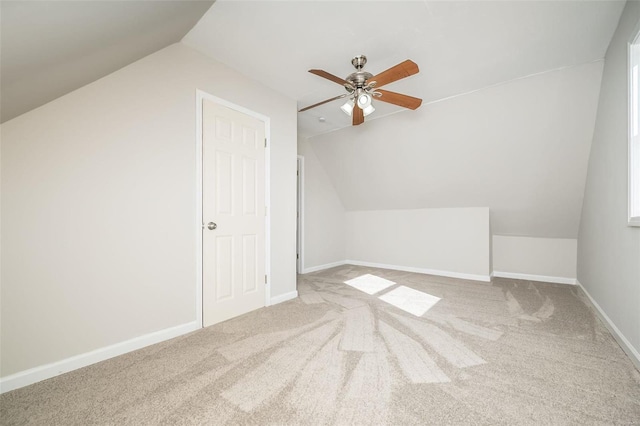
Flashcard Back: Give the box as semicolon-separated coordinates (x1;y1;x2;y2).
357;93;372;109
362;104;375;117
341;100;354;115
340;98;375;117
300;55;422;126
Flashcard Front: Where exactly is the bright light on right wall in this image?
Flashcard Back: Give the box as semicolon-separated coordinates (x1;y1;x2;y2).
628;25;640;226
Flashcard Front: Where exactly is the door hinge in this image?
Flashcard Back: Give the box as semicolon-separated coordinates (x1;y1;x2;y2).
264;275;268;284
296;253;299;259
264;138;267;148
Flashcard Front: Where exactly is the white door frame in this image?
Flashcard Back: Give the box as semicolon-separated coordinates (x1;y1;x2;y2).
296;155;305;273
195;89;271;329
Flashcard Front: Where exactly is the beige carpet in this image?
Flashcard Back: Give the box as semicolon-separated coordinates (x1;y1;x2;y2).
2;265;640;425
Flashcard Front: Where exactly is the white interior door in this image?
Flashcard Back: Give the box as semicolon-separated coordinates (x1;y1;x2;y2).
202;99;265;327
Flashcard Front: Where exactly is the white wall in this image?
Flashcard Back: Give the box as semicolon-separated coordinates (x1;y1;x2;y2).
578;1;640;366
492;236;577;283
345;208;490;280
297;138;346;271
0;43;297;379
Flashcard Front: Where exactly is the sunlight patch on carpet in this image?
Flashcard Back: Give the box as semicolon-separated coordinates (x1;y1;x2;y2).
344;274;395;295
379;285;440;316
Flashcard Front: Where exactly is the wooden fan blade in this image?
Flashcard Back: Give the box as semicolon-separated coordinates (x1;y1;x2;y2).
309;69;350;86
299;94;348;112
369;60;419;88
375;89;422;110
352;104;364;126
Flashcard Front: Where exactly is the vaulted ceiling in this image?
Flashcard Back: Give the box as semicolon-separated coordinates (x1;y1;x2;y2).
183;0;624;138
183;0;624;238
1;1;627;238
0;0;214;123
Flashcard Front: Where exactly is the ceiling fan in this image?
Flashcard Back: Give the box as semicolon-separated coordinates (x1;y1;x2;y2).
299;55;422;126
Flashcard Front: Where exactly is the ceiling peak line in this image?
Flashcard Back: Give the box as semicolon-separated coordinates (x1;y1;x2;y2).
302;58;604;140
423;59;605;108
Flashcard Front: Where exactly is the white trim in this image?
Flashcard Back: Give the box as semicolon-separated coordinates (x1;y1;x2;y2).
195;92;204;328
629;24;640;227
346;260;491;282
492;271;576;285
296;155;305;274
0;321;199;394
195;89;272;315
270;290;299;305
302;261;582;285
302;260;348;274
264;115;272;307
303;260;491;282
577;280;640;371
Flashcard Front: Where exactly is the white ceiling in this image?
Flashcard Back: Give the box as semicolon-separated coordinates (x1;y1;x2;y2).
1;0;214;123
183;0;624;138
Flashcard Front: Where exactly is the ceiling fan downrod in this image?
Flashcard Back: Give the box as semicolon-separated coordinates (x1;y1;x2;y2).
346;55;374;90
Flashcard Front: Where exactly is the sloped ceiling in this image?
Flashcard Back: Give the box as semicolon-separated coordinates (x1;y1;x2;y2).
0;0;214;123
183;0;624;138
184;0;623;238
310;61;603;238
0;1;625;239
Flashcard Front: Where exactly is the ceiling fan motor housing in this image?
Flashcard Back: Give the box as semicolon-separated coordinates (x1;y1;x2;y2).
347;55;373;89
346;71;373;89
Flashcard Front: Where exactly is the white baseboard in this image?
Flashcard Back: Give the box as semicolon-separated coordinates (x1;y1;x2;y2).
0;321;199;394
492;271;576;285
302;260;347;274
577;280;640;371
345;260;491;282
303;261;582;286
270;290;298;305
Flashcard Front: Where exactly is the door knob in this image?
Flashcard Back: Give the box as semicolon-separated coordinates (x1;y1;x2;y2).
207;222;217;230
